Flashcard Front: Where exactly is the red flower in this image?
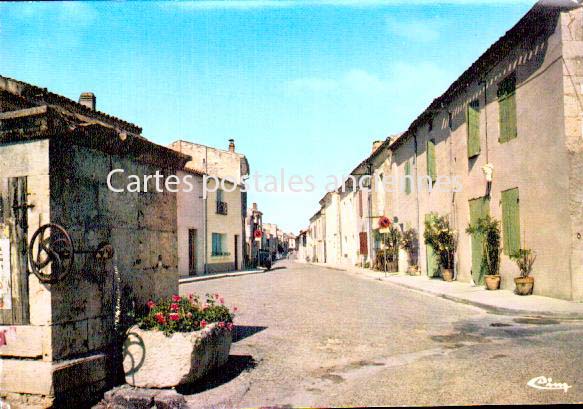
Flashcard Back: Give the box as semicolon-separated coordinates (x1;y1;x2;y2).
219;297;225;305
147;300;156;309
218;321;225;328
154;313;166;324
169;313;180;321
233;306;238;313
378;216;391;229
172;295;181;302
170;303;179;311
226;322;234;331
200;319;207;328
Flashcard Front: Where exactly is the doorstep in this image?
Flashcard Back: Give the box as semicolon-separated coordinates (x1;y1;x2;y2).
179;268;264;284
313;262;583;320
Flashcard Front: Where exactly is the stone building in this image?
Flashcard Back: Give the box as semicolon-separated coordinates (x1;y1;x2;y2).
169;140;249;273
383;1;583;300
0;76;189;407
175;167;205;276
308;210;326;263
245;202;264;267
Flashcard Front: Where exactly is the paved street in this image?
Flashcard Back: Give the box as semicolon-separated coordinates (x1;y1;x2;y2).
180;261;583;408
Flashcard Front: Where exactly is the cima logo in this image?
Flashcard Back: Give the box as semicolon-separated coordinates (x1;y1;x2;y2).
527;376;572;392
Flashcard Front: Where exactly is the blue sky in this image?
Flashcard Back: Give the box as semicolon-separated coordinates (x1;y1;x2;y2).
0;0;536;233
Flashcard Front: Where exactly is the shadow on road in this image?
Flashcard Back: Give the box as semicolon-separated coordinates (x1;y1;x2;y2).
176;354;257;395
233;325;267;342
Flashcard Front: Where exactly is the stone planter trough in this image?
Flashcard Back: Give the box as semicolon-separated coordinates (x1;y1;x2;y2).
123;323;232;388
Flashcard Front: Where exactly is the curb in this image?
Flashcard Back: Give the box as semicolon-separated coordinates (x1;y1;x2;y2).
314;262;583;321
179;269;265;284
381;278;583;321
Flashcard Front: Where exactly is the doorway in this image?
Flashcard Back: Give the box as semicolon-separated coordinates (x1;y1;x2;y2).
469;196;490;285
234;235;239;270
188;229;197;275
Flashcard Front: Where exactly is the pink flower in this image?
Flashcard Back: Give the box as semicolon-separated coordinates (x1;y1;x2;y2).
186;312;193;319
202;304;208;310
169;313;180;321
218;321;225;329
147;300;156;309
170;303;179;311
200;319;207;328
214;293;219;300
226;322;234;331
154;313;166;324
188;294;194;300
233;306;238;313
219;297;225;305
172;294;181;302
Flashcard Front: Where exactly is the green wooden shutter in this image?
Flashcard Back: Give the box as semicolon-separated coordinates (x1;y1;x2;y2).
498;75;517;143
404;161;411;194
212;233;219;255
467;101;480;158
469;196;490;285
501;188;520;256
426;139;436;183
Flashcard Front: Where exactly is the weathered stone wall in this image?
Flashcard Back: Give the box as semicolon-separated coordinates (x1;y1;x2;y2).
562;7;583;301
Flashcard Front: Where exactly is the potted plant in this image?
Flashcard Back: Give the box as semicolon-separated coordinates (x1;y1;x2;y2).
374;218;401;273
511;249;536;295
466;215;502;290
424;213;457;281
401;227;419;275
123;293;237;388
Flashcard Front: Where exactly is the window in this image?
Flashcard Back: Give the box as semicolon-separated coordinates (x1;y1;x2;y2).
467;100;481;158
404;160;412;194
426;139;436;183
498;74;517;143
211;233;228;256
216;189;227;215
428;120;433;133
501;188;520;256
448;111;453;130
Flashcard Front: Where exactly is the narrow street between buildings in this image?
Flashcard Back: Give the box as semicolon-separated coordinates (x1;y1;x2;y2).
179;261;583;408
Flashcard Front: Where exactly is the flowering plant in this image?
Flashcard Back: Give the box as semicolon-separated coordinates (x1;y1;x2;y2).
424;213;457;269
378;216;391;229
138;293;237;336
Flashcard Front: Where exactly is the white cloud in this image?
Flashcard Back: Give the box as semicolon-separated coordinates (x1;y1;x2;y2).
386;16;442;43
287;77;339;92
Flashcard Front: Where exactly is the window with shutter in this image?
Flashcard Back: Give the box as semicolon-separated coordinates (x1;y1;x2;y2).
498;74;517;143
427;139;436;183
467;100;480;158
501;188;520;256
404;160;411;194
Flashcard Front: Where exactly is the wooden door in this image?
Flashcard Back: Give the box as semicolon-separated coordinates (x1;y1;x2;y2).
0;177;30;325
234;235;239;270
188;229;197;275
469;196;490;285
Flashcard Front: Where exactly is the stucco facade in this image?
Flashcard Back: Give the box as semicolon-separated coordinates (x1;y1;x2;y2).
176;169;205;276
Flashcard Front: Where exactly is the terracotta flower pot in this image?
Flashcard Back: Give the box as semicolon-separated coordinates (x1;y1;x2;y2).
515;276;534;296
442;268;454;282
484;275;501;290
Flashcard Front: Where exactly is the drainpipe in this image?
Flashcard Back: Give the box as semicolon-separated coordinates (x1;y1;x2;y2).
367;162;374;265
413;133;421;270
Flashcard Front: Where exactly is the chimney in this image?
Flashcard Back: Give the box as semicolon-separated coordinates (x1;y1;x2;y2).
372;140;383;153
228;138;235;153
79;92;96;110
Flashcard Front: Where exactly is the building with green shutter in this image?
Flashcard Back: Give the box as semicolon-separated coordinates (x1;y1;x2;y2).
380;1;583;301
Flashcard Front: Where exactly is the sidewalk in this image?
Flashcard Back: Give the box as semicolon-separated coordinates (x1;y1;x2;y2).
179;268;264;284
312;262;583;320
